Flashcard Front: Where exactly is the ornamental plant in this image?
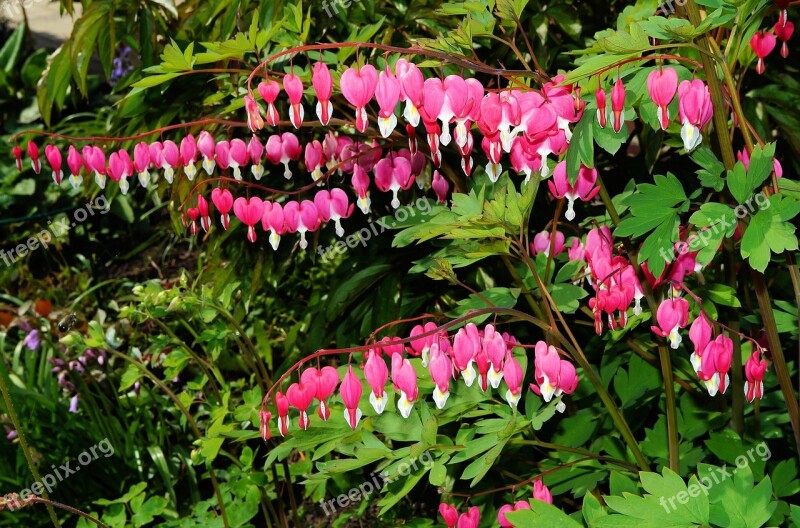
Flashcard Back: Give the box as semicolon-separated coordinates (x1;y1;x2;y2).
2;0;799;527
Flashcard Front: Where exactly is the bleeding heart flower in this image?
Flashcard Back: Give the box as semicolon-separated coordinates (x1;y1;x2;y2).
12;145;23;172
233;196;264;242
340;64;378;133
364;350;389;414
744;350;768;403
67;146;83;189
595;88;608;128
300;366;340;421
257;80;281;127
611;77;626;133
197;131;216;175
283;73;305;129
340;365;363;430
286;381;316;430
275;391;290;436
774;19;794;58
312;62;334;125
750;31;776;74
650;297;690;349
211;188;233;230
27;141;41;173
698;334;733;396
266;132;302;179
439;504;458;528
181;134;198;181
45;145;63;185
248;136;265;180
533;479;553;503
262;201;285;250
375;66;401;137
677;79;713;151
647;68;679;130
374;155;414;208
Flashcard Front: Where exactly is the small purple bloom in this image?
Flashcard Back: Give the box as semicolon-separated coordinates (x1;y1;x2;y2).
69;394;80;413
23;329;40;351
6;429;18;441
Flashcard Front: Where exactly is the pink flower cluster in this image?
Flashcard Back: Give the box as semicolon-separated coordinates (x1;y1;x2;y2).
260;321;580;439
245;61;583;182
579;227;645;334
439;504;480;528
596;71;713;152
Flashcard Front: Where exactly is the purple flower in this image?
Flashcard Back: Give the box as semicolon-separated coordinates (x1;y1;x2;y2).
69;394;80;413
23;329;40;351
6;429;18;441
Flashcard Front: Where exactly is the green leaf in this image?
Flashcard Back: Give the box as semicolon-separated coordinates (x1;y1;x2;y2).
702;284;741;307
505;500;584;527
567;112;595;185
0;23;25;74
740;195;800;272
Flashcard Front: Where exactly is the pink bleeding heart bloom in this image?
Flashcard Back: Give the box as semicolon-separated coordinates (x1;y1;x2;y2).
396;58;424;126
266;132;302;179
568;238;585;262
314;188;353;237
197;194;210;233
181;135;198;181
341;64;378;133
503;353;524;407
211;188;233;230
439;504;459;528
595;88;608;129
647;68;679;130
282;201;300;238
214;140;230;172
27;141;41;173
374;155;414;209
287;381;316;430
457;506;480;528
678;80;713;151
248;136;265;180
351;164;372;214
261;201;285;250
197;131;216;175
305;140;327;183
340;365;363;429
429;343;453;409
161;140;180;184
432;170;449;204
452;323;481;387
531;230;566;257
312;62;334;125
283;73;305;128
294;200;320;249
12;145;23;172
364;350;389;414
107;150;131;194
275;391;290;436
375;66;401;137
45;145;63;185
744;350;768;403
498;501;531;527
391;353;418;418
257;80;281;126
533;479;553;503
233;196;264;243
698;334;733;396
67;146;84;188
611;77;626;133
259;409;272;441
548;161;599;221
408;321;443;365
531;341;578;412
482;325;507;389
750;31;776;74
300;366;340;421
244;94;264;132
774;20;794;58
228;139;250;181
688;312;713;374
85;146;107;189
651;297;690;349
